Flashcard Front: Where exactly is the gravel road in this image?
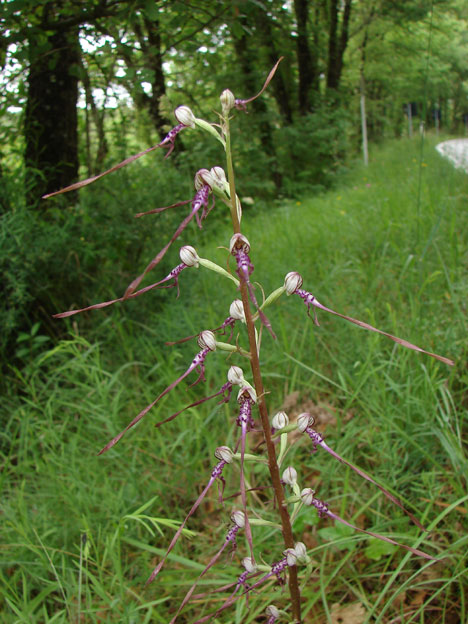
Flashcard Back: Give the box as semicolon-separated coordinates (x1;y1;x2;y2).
436;139;468;173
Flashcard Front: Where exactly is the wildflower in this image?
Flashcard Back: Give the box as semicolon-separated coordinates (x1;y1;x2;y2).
286;272;454;365
300;489;436;560
237;388;257;560
266;605;281;623
168;514;244;622
272;411;289;430
42;112;192;198
124;171;216;297
54;246;198;318
145;447;234;586
282;466;298;486
297;412;426;529
98;332;216;454
234;57;284;111
230;233;276;338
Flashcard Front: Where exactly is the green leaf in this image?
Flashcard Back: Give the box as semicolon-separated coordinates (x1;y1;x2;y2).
364;537;397;560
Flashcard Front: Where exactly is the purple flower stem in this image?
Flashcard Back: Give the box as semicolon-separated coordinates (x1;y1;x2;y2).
146;458;229;586
98;347;211;454
167;524;241;623
153;382;233;431
42;124;187;198
123;185;213;298
294;288;454;366
237;394;256;561
308;496;437;560
234;249;276;339
304;427;427;531
53;263;188;319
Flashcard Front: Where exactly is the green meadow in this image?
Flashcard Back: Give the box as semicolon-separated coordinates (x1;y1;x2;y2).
2;135;467;623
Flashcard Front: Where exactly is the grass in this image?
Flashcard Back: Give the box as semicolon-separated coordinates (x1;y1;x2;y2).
1;133;467;623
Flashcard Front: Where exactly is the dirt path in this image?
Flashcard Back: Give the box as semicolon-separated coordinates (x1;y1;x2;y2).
436;139;468;173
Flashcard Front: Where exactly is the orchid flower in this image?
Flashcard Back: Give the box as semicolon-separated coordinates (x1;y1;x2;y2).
300;489;437;560
42;108;194;199
98;331;216;454
234;58;284;112
123;171;216;297
230;233;276;339
296;412;427;530
168;512;245;623
284;272;454;366
145;446;234;586
53;246;199;319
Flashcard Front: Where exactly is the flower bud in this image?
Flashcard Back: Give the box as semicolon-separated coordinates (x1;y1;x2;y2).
194;168;214;190
229;232;250;254
297;412;314;432
197;330;217;351
242;556;257;573
174;105;196;128
227;365;245;386
220;89;235;113
284;547;298;566
209;166;228;192
300;488;315;506
229;299;245;321
294;542;308;561
231;510;245;528
265;605;280;619
237;385;257;403
215;446;234;463
272;411;289;430
179;245;199;267
282;466;297;486
284;271;303;295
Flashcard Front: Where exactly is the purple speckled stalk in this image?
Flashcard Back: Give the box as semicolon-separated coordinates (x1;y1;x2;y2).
98;347;211;454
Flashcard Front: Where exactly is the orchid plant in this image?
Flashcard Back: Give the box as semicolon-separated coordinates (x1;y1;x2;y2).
47;61;453;623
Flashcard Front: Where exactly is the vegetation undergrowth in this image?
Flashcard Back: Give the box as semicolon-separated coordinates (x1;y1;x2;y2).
1;134;467;623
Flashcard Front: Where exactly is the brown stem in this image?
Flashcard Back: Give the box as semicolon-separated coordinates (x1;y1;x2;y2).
224;114;302;622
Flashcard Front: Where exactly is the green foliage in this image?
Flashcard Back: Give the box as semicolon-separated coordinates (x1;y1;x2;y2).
2;136;466;622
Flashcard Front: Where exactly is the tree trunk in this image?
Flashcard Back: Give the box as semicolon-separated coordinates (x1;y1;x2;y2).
326;0;352;91
253;6;293;124
232;23;282;189
25;24;80;206
293;0;319;114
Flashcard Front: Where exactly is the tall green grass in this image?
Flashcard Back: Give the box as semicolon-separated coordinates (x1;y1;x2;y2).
1;135;467;622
